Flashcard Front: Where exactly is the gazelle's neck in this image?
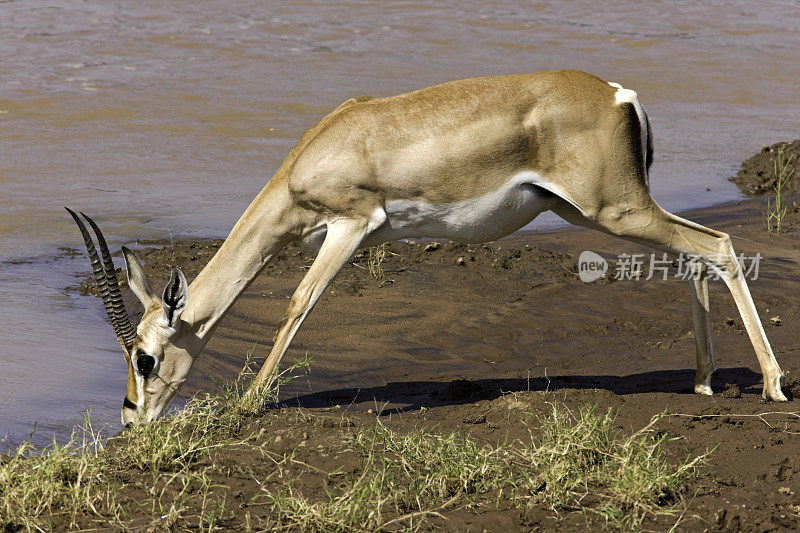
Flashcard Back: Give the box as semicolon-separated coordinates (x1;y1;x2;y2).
180;180;301;352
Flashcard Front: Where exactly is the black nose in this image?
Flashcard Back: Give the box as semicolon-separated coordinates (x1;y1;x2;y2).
137;354;155;376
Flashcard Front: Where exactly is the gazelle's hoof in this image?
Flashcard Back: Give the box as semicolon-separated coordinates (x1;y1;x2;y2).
694;383;713;396
763;390;788;402
763;374;788;402
764;390;788;402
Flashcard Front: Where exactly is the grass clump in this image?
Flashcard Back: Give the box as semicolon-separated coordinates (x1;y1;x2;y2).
259;403;707;531
0;394;248;531
0;415;107;531
368;242;388;279
518;403;707;528
351;242;390;280
764;148;796;234
262;423;508;531
111;395;236;475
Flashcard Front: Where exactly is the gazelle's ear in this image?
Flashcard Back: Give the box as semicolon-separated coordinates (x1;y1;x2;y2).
161;267;188;329
122;246;157;308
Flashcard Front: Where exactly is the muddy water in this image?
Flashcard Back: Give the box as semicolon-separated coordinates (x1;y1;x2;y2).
1;0;799;447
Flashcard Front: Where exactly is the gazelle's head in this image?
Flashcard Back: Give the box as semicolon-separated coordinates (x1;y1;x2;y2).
67;208;194;426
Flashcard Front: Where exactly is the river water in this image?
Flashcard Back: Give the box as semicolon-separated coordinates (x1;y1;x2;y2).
1;0;799;447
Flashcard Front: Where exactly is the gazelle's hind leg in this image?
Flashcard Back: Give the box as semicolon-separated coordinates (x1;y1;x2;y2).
688;262;716;395
247;214;384;395
553;199;786;401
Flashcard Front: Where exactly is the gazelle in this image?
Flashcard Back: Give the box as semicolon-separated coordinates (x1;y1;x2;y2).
70;69;786;426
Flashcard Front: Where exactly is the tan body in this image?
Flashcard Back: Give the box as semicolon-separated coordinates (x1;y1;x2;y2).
83;69;784;425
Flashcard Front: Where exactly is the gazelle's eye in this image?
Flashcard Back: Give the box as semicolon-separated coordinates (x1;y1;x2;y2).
136;354;155;376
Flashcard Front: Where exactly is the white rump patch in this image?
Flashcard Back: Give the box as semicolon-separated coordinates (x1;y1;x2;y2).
608;81;638;106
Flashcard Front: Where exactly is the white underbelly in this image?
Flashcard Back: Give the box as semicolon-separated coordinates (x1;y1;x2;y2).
371;173;556;244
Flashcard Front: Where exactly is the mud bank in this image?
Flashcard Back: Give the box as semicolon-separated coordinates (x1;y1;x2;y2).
731;139;800;196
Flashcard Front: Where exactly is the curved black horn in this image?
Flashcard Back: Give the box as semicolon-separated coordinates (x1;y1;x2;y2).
66;207;137;346
79;212;137;344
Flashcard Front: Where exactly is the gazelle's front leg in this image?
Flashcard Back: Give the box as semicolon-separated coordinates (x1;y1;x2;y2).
689;261;716;395
247;216;380;395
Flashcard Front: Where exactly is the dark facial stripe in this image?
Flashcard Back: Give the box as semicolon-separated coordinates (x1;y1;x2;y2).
123;396;138;410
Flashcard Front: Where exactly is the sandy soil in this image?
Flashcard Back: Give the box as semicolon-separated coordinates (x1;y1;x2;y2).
70;185;800;530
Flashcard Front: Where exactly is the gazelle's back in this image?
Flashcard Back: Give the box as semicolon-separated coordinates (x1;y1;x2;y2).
287;70;630;211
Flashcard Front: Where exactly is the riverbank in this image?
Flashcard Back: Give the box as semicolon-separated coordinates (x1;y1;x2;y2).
8;144;800;529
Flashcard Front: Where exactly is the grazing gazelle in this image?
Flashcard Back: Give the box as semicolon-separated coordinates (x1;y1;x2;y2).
70;69;786;426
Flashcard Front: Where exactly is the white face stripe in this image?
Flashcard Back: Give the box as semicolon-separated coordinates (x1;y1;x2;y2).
609;81;649;176
135;371;146;413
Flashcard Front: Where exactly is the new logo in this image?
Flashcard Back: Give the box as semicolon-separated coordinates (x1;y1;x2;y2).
578;250;608;283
